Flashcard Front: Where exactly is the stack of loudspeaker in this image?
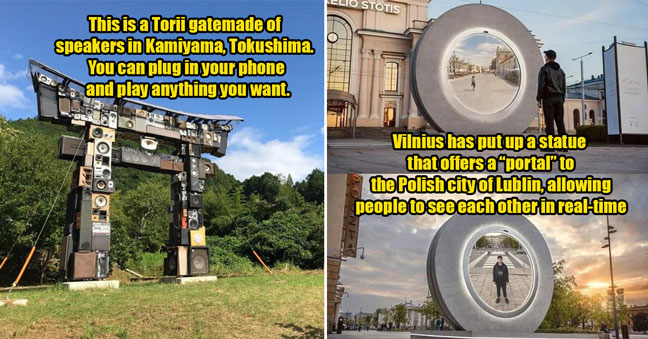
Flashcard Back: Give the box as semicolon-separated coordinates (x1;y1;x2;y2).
34;64;230;281
60;124;115;280
164;143;211;276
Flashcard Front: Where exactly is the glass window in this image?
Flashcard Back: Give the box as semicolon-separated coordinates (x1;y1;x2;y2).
384;62;399;92
327;16;352;92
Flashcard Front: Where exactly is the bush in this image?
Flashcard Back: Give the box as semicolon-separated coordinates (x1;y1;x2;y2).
125;252;165;277
575;125;608;142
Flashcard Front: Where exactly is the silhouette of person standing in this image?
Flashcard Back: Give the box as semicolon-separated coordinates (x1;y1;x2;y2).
493;255;509;304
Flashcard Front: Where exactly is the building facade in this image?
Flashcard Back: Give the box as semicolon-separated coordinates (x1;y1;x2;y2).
327;0;430;129
327;1;612;135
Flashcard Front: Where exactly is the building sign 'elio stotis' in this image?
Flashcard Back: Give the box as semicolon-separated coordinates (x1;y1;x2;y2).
327;0;401;14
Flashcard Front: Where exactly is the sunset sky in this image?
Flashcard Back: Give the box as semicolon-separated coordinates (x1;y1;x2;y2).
338;174;648;313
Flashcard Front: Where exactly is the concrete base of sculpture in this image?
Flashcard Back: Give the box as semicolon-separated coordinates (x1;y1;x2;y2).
0;299;28;306
411;330;606;339
160;276;217;285
63;280;120;291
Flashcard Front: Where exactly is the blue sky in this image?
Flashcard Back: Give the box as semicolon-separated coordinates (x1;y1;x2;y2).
429;0;648;85
0;0;324;180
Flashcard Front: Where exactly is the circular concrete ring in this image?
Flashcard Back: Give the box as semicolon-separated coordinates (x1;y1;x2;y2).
426;215;553;332
411;4;543;133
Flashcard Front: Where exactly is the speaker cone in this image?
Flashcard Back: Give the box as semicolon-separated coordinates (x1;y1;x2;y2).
92;127;103;138
95;195;107;208
96;142;110;154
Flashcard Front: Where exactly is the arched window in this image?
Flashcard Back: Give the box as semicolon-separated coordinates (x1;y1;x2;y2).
327;16;353;92
384;62;399;92
573;109;580;127
589;109;596;124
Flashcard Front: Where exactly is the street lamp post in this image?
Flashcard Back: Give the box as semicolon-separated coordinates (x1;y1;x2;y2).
573;52;593;126
602;215;619;339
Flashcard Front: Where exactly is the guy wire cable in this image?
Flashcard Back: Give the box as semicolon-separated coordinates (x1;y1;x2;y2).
6;127;86;300
207;177;280;281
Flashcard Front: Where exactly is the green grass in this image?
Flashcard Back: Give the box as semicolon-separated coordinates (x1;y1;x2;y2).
0;271;323;339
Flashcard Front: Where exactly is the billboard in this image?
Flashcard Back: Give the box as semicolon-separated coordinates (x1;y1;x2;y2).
604;46;619;135
604;40;648;136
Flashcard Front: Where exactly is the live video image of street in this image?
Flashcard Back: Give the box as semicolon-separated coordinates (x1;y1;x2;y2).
448;33;520;114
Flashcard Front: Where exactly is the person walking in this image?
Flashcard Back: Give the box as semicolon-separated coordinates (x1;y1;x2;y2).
493;255;509;304
440;317;445;330
536;50;567;138
471;75;476;91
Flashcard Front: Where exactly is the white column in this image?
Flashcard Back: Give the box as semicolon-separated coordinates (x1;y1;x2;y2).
369;50;383;119
358;49;372;118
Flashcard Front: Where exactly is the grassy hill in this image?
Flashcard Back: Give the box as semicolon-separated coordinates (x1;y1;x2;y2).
0;271;324;338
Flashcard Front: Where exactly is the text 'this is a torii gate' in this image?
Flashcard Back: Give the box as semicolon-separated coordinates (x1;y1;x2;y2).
29;59;243;281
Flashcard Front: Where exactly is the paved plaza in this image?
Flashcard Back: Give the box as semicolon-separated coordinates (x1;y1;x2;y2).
469;251;532;312
327;139;648;174
330;330;648;338
449;73;518;113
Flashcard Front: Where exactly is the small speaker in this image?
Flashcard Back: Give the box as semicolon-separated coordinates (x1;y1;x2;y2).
121;147;161;168
76;187;93;251
189;193;202;208
59;235;73;272
37;81;58;121
95;251;109;279
188;144;201;157
209;131;228;158
91;222;111;251
93;178;115;193
169;224;190;246
58;136;87;161
203;161;216;177
70;252;96;280
91;194;110;222
187;209;200;229
190;227;206;247
165;246;188;276
189;247;209;276
72;166;93;189
58;97;71;114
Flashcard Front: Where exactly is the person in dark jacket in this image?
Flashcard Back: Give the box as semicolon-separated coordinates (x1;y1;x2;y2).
536;50;567;137
493;255;509;304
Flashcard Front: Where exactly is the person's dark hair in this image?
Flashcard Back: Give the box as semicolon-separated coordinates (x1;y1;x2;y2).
543;50;557;60
497;255;503;259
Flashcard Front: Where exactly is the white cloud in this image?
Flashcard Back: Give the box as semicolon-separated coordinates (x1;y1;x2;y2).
13;54;23;60
0;84;28;108
0;64;29;109
215;127;322;181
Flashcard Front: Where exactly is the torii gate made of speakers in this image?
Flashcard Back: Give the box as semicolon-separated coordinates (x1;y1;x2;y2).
29;59;243;281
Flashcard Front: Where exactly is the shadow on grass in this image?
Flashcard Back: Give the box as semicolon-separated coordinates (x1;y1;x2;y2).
275;322;324;338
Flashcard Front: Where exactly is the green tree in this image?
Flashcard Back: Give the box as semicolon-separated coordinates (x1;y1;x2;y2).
243;172;281;202
393;304;407;329
110;179;170;267
295;169;324;205
0;116;70;285
419;294;439;328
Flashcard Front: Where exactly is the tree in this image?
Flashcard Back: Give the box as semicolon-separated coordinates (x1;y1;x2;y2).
419;295;439;328
393;304;407;328
633;312;648;332
243;172;281;202
110;179;170;267
475;236;490;249
295;169;324;205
